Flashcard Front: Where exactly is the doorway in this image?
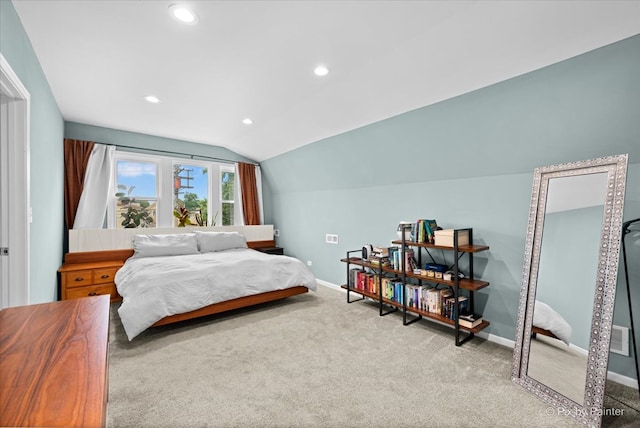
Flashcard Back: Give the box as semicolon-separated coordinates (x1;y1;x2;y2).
0;54;30;309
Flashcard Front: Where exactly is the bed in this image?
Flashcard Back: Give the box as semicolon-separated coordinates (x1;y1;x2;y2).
63;231;317;341
532;300;572;345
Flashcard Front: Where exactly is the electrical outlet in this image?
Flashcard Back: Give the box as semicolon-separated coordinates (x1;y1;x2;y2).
325;234;339;244
307;260;312;266
274;229;280;237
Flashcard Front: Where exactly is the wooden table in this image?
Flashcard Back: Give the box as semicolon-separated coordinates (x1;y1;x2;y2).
0;295;110;428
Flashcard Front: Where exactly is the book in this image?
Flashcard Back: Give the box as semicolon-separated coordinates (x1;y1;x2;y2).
404;249;417;272
426;288;440;313
425;219;438;244
458;312;483;328
349;268;364;289
439;289;452;315
443;295;468;318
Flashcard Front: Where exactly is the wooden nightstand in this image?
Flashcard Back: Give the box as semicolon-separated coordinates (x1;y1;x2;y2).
256;246;284;255
58;260;123;302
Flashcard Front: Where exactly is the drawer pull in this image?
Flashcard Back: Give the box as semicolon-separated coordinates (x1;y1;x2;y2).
88;292;97;296
100;274;109;279
75;277;85;282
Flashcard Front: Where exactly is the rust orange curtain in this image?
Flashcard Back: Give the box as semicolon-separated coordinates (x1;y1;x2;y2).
64;139;94;229
238;162;260;225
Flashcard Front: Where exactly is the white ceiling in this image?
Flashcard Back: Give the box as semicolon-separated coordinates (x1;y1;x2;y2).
12;0;640;162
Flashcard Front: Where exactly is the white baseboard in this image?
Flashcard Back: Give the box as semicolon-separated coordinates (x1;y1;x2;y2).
316;279;345;293
316;279;639;390
477;331;515;348
606;370;639;389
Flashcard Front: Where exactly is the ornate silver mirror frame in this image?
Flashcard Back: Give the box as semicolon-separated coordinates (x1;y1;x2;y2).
512;154;629;428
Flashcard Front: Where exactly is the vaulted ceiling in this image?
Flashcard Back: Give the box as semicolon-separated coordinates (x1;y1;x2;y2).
12;1;640;161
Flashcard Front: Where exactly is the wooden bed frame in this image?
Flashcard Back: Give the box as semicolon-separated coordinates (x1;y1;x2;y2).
62;239;310;328
531;326;560;340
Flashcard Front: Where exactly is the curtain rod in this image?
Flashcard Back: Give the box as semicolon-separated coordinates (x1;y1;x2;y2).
107;142;259;166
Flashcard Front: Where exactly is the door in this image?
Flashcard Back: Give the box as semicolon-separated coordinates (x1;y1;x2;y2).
0;94;9;307
0;54;30;309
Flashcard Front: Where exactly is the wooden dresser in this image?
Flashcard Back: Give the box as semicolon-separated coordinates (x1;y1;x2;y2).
0;295;110;428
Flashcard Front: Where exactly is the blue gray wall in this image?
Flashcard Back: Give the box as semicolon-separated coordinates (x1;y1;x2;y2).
1;0;64;303
64;122;256;165
261;34;640;380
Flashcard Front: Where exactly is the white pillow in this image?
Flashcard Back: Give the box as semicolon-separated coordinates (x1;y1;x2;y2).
196;231;248;253
132;233;199;258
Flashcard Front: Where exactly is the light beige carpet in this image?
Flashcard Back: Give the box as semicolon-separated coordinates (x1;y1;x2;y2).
528;335;588;404
107;285;639;428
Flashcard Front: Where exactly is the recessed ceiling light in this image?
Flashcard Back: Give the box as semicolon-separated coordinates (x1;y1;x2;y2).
314;65;330;77
242;118;253;125
169;4;199;25
145;95;160;103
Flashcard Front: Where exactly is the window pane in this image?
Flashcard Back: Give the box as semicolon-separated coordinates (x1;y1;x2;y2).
116;198;157;228
220;170;234;226
222;202;234;226
221;171;234;202
174;164;208;226
116;161;157;196
115;161;157;228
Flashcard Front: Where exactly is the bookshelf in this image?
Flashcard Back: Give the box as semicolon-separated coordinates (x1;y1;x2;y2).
340;227;490;345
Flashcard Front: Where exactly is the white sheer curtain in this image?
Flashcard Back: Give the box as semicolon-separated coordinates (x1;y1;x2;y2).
255;165;264;225
73;144;115;229
233;163;245;226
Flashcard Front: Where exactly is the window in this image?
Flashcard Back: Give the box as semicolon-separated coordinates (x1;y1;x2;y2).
220;167;234;226
114;160;158;228
173;163;208;226
109;151;241;229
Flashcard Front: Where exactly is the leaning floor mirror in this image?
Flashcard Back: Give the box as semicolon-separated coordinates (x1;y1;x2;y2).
512;154;629;428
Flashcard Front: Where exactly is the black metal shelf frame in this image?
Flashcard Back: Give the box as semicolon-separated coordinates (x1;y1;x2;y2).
398;225;478;345
345;249;398;316
343;226;486;346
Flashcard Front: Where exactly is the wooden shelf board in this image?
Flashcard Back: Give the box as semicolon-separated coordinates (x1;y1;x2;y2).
340;284;379;300
340;257;377;269
340;285;490;334
341;258;490;291
390;240;489;253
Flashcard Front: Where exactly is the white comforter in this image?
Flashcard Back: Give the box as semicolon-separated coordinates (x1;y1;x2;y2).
533;300;572;345
115;248;317;340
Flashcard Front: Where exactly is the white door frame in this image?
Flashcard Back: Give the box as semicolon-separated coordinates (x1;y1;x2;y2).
0;53;31;308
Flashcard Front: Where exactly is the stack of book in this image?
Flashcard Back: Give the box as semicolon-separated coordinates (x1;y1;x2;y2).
387;247;416;272
388;247;400;271
458;312;483;328
405;284;428;310
443;296;468;319
425;288;453;314
410;219;438;244
349;268;379;294
382;277;404;304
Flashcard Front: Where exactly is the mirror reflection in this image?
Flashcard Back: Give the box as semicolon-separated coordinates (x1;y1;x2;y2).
527;172;608;404
512;154;629;428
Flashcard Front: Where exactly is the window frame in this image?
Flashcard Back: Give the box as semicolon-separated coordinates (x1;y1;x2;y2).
108;150;235;229
219;165;235;226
